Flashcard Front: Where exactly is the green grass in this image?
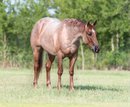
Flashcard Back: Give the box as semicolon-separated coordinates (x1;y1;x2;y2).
0;68;130;107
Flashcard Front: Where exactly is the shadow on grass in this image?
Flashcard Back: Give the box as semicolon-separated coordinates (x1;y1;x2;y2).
60;85;122;92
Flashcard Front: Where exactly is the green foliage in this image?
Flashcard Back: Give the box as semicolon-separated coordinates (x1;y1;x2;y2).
96;51;130;70
0;0;51;67
0;0;130;70
107;51;124;68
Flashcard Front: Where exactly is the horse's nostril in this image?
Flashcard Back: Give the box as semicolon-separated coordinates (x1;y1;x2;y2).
94;46;100;53
96;48;100;53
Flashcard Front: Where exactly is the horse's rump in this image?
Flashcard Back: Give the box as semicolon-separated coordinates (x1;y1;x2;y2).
30;17;61;54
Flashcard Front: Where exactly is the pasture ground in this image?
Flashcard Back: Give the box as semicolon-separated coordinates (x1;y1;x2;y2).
0;68;130;107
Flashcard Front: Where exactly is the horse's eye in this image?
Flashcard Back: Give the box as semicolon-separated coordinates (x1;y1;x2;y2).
87;32;92;36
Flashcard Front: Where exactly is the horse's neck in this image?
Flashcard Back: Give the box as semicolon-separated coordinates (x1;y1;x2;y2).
70;33;82;45
68;25;84;45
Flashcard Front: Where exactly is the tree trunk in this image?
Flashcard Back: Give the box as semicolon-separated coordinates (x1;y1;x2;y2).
3;32;7;67
111;36;114;52
116;33;119;51
93;53;97;69
80;42;85;70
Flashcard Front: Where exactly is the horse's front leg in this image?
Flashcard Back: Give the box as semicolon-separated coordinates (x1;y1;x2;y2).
69;53;78;91
57;52;63;90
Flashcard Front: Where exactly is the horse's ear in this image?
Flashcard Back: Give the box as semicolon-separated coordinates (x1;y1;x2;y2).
87;21;91;26
93;20;97;26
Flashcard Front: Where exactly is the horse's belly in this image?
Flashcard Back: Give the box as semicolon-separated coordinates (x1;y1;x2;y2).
40;35;57;55
40;29;59;55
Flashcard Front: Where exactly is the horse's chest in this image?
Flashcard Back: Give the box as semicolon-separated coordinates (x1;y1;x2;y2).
70;44;79;53
61;41;80;55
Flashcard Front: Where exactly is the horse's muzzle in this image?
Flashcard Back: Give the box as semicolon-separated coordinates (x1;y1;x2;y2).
92;45;100;53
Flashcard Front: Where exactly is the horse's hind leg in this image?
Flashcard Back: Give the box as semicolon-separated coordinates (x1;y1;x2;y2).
45;53;55;89
33;46;43;88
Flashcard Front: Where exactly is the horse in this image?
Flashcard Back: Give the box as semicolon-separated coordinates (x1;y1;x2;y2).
30;17;100;91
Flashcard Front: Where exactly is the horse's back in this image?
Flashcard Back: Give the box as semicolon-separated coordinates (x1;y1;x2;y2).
38;17;60;34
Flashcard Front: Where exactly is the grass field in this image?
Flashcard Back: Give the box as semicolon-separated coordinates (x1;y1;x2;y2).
0;68;130;107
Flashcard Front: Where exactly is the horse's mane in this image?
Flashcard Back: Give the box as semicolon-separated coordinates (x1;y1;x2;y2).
63;18;85;27
63;18;85;33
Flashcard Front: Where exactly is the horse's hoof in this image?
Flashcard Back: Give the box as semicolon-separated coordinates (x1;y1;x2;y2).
57;85;62;90
33;82;38;88
69;87;75;92
47;85;51;90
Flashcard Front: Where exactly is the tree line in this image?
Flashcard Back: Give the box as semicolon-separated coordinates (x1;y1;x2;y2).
0;0;130;70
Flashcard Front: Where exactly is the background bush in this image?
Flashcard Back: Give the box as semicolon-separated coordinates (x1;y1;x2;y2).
0;0;130;70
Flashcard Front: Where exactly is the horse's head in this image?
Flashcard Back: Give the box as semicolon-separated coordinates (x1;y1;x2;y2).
82;21;100;53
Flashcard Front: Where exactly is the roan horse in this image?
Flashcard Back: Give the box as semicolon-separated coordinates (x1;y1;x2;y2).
30;17;100;91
